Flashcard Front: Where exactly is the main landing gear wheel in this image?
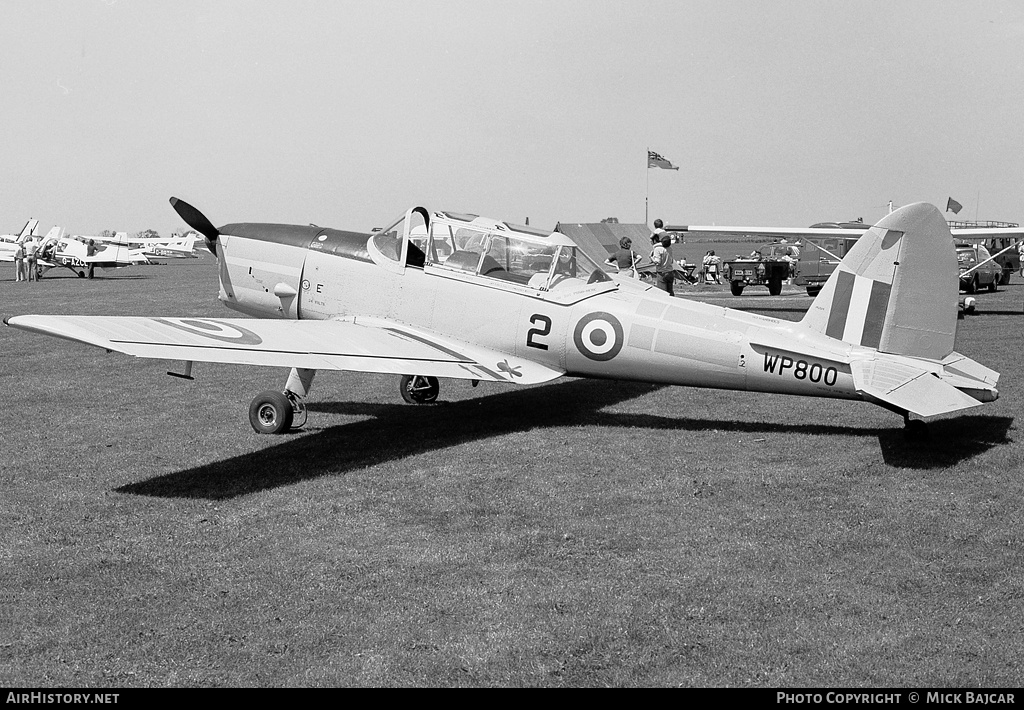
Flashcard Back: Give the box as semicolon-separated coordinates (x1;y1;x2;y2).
248;390;294;434
400;375;439;404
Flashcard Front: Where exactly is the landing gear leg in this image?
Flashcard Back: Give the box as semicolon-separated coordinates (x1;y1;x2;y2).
283;367;316;430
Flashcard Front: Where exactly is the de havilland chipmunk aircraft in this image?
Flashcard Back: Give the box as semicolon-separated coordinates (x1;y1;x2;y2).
4;198;999;437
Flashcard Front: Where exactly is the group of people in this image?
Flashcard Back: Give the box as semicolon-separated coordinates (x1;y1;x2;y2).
12;240;40;282
10;237;74;281
602;218;687;296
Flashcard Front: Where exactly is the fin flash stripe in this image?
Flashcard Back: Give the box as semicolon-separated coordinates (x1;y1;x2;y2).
824;270;892;349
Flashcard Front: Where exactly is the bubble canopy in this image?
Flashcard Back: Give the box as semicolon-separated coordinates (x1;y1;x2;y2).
370;207;613;295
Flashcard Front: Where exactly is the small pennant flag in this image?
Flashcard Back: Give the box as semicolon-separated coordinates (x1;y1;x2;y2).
648;150;679;170
946;197;963;214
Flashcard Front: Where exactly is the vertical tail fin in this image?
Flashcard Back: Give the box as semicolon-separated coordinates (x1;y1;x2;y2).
17;219;40;242
802;202;957;361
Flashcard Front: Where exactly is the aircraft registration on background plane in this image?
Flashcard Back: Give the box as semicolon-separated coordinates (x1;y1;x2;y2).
5;198;999;438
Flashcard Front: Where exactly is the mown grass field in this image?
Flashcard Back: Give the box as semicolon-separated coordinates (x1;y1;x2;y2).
1;259;1022;687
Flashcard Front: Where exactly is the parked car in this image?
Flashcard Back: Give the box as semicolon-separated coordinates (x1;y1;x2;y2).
957;243;1002;293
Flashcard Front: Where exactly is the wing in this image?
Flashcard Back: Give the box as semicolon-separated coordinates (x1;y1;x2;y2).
948;227;1024;240
4;315;564;385
671;224;1024;242
670;225;867;240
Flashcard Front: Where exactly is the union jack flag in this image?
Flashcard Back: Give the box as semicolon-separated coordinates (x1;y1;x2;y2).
648;150;679;170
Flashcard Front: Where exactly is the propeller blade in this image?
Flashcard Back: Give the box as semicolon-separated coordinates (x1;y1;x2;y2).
169;197;219;241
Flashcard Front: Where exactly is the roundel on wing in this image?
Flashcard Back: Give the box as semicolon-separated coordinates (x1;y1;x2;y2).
153;318;264;345
573;312;623;361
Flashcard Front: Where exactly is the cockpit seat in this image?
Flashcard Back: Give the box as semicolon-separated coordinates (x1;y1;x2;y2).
444;250;482;272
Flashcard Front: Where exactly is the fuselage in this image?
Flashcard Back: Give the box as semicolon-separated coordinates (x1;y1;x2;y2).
213;220;867;403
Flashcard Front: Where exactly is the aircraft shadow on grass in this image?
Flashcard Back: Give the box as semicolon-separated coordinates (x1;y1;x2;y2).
116;379;1014;501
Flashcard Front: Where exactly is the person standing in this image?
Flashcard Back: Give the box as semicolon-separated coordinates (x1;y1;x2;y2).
605;237;639;277
708;250;722;284
86;239;97;279
25;239;38;282
651;234;676;296
13;242;25;282
650;218;666;249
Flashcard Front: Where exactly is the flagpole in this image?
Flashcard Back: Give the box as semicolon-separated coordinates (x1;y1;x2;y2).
645;147;649;225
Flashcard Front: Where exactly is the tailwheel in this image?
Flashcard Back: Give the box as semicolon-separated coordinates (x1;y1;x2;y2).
903;416;930;441
248;390;294;434
400;375;439;404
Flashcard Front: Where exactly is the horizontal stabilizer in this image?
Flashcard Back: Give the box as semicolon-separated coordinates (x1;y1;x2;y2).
4;314;565;386
851;359;984;419
941;351;999;388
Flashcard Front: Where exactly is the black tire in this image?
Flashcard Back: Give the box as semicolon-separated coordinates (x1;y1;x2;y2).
806;285;822;297
768;278;783;296
400;375;439;404
965;276;978;294
903;419;930;441
730;281;744;296
248;390;294;434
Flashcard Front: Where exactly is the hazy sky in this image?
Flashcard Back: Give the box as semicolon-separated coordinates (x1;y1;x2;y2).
2;0;1022;235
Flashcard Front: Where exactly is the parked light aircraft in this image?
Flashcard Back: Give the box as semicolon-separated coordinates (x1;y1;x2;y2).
38;232;150;278
137;232;199;259
4;199;999;438
93;231;200;259
0;225;61;265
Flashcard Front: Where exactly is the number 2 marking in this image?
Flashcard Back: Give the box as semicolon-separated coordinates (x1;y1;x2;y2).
527;314;551;350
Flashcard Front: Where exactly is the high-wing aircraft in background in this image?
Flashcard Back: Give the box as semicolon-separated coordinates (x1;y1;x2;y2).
92;231;200;259
667;217;1024;295
136;232;200;260
5;199;999;438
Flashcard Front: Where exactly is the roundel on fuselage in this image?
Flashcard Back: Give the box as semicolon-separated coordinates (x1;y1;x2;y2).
573;312;623;361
